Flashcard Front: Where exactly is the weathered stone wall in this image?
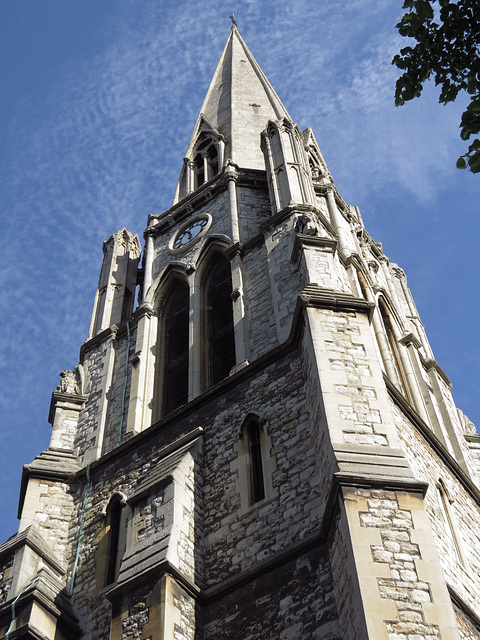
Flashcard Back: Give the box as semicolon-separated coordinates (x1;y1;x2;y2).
263;218;303;343
329;503;368;640
75;339;107;460
243;243;278;360
0;550;14;605
237;180;271;238
203;351;323;587
70;432;202;637
21;478;78;569
150;191;231;286
357;487;441;639
103;326;137;454
453;602;480;639
393;402;480;617
203;545;340;640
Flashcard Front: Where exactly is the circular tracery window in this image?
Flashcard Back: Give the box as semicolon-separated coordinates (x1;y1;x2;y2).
169;214;212;253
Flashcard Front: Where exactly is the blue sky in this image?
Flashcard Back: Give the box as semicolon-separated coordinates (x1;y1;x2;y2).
1;1;478;542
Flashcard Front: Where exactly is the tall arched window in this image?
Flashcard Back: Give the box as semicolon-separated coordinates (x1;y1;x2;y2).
206;254;236;387
162;280;190;415
245;417;265;504
105;494;125;586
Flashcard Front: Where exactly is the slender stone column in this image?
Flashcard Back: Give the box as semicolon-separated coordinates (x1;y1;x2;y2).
142;233;154;301
325;185;351;257
225;165;249;369
226;164;240;243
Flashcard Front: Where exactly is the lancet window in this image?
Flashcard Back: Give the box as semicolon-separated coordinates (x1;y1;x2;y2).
161;279;190;416
104;494;126;586
437;478;465;566
205;253;236;387
245;416;265;503
152;250;236;421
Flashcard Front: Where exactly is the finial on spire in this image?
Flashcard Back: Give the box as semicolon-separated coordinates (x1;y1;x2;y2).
229;13;238;30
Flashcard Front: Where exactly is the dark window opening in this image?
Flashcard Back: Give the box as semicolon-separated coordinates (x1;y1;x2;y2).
207;255;236;386
246;419;265;503
194;139;218;188
163;281;189;415
106;497;123;585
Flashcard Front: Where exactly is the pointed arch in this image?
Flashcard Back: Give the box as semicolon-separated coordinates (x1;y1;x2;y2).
153;268;191;419
203;251;236;387
241;414;266;503
174;115;225;203
103;492;127;586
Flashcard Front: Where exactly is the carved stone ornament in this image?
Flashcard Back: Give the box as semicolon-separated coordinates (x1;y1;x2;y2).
295;212;322;237
56;364;84;395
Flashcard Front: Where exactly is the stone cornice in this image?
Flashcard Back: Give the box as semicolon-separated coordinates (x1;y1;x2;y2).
299;284;375;321
424;357;452;389
0;570;82;636
145;167;268;240
132;302;155;321
18;449;82;518
103;558;201;602
399;332;423;350
80;324;118;361
70;302;307;484
290;234;338;264
48;391;87;425
0;526;64;576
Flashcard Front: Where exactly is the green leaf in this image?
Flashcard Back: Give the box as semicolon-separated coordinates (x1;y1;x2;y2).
415;0;434;20
456;156;467;169
468;151;480;168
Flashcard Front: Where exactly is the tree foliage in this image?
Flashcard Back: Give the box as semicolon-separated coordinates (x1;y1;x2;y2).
393;0;480;172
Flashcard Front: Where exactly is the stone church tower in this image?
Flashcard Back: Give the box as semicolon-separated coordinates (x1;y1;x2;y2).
1;25;480;640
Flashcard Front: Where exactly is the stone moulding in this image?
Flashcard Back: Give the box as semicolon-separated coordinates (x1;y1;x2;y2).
0;569;82;640
298;283;376;322
448;583;480;634
103;558;200;603
0;527;64;577
290;233;338;264
47;392;87;426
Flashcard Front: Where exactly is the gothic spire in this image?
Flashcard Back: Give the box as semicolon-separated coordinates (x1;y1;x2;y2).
174;28;292;203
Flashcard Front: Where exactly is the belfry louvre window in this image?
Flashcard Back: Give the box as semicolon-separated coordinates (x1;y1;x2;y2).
163;280;189;415
206;254;236;386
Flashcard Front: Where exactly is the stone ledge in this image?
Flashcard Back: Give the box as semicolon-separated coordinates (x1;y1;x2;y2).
0;569;81;639
0;527;64;576
299;284;375;321
18;450;82;519
290;234;338;264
